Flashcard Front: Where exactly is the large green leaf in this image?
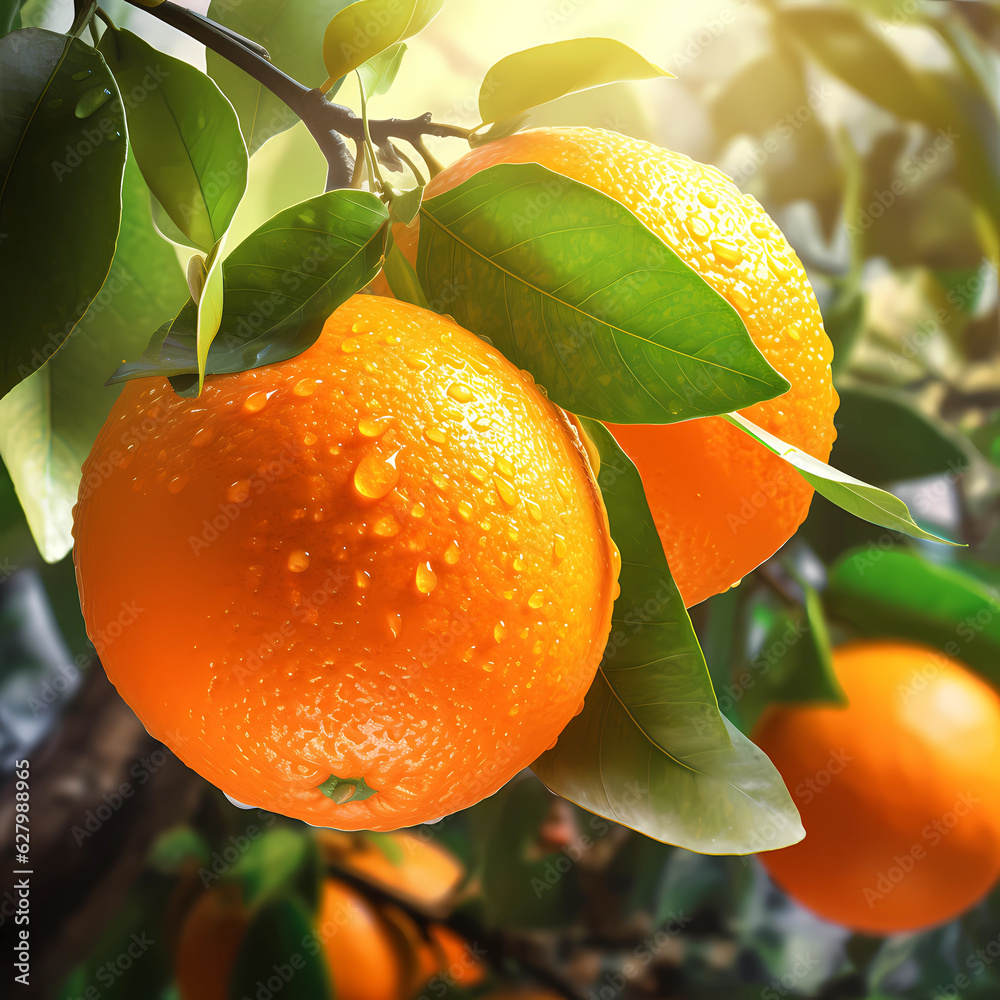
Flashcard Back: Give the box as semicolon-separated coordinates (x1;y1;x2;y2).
0;155;187;561
111;189;389;386
478;38;671;124
357;41;406;98
207;0;354;155
831;384;971;484
827;548;1000;680
724;412;958;545
321;0;442;87
417;163;789;424
532;421;804;854
0;28;126;399
229;895;332;1000
227;828;322;914
99;26;247;253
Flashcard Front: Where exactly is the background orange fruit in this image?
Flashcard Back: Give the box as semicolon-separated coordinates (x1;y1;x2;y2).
73;294;617;830
381;126;838;606
175;878;407;1000
752;640;1000;933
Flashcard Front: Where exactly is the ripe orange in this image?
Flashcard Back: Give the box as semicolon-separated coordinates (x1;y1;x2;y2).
316;879;406;1000
317;830;464;906
175;878;405;1000
753;640;1000;933
379;126;838;606
73;294;617;830
175;883;249;1000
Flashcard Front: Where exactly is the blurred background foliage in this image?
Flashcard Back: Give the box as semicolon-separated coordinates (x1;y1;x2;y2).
1;0;999;998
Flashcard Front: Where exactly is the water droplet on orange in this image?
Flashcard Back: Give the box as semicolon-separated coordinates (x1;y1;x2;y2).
167;476;187;494
494;475;519;507
711;238;742;267
243;391;268;413
424;425;447;445
698;190;719;208
439;405;463;422
553;534;568;561
687;216;711;239
415;561;437;594
340;339;361;353
786;325;801;341
359;416;391;438
494;454;516;479
519;627;529;639
227;479;251;504
730;286;752;313
443;541;460;565
191;426;215;447
508;705;519;716
303;431;318;446
494;622;506;642
351;321;369;334
750;219;772;240
431;473;449;491
482;662;495;673
447;382;474;403
354;447;400;499
469;465;488;482
372;514;400;538
524;498;543;522
461;647;475;663
288;550;311;572
411;503;425;519
528;590;544;609
355;569;370;589
386;613;402;639
293;379;318;397
512;555;525;572
404;353;429;371
456;501;473;521
472;418;492;432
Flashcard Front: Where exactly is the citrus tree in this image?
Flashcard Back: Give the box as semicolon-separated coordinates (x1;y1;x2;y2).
1;0;998;998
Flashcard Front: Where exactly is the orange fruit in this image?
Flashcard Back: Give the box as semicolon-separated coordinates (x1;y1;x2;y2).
316;879;407;1000
175;883;249;1000
753;641;1000;933
379;126;838;606
73;294;617;830
176;878;406;1000
318;830;464;906
424;923;486;987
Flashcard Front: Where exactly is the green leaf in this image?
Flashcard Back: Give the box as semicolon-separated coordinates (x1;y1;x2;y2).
388;183;423;226
479;37;672;124
737;585;845;731
382;235;428;308
228;829;323;913
111;190;389;385
322;0;442;88
148;825;211;873
196;234;230;394
0;155;187;561
532;421;804;855
207;0;354;155
229;895;332;1000
99;27;247;253
417;162;789;423
832;384;971;484
358;41;406;98
827;548;1000;680
724;411;959;545
0;28;127;399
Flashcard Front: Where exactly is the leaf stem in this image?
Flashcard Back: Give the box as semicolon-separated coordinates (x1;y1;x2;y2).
119;0;470;190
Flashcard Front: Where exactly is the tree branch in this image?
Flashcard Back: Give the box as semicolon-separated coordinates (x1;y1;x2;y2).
121;0;471;190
